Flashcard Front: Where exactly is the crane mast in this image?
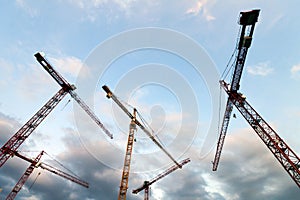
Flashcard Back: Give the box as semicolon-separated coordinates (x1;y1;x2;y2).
6;151;44;200
212;9;300;188
102;85;181;168
220;80;300;187
118;109;137;200
132;158;190;199
212;9;260;171
6;150;89;199
231;9;260;92
0;88;67;167
34;52;113;139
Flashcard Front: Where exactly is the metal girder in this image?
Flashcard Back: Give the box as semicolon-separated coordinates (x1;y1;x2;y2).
6;151;44;200
118;109;137;200
0;88;67;167
132;158;191;196
213;9;260;171
221;80;300;187
212;98;233;171
230;9;259;92
35;52;113;139
102;85;180;168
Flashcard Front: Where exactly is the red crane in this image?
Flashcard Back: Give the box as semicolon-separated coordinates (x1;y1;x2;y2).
212;9;300;188
0;88;67;167
0;52;113;168
34;52;113;139
6;150;88;200
212;9;260;170
132;158;190;200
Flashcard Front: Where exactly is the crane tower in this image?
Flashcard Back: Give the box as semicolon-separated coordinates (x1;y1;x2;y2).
118;109;137;200
212;9;300;188
212;9;260;171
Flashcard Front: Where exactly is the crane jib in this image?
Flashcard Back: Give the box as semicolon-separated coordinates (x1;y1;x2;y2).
102;85;181;168
34;52;73;91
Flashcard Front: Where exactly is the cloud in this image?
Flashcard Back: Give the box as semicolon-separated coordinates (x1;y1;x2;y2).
185;0;215;21
1;109;299;199
49;55;87;79
291;63;300;80
0;112;48;199
0;112;119;200
247;62;274;76
68;0;215;23
209;128;300;200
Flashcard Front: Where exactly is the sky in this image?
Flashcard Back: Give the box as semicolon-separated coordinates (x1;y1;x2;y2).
0;0;300;199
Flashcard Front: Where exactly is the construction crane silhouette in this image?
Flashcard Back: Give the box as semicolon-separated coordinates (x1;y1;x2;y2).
132;158;190;200
0;53;112;168
0;88;67;167
6;150;88;200
34;52;113;139
102;85;181;200
212;9;300;188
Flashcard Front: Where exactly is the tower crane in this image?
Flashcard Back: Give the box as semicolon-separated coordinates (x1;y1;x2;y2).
118;108;137;200
0;52;113;168
212;10;300;188
102;85;180;168
212;9;260;171
34;52;113;139
6;150;88;200
132;158;190;200
0;88;67;167
102;85;181;200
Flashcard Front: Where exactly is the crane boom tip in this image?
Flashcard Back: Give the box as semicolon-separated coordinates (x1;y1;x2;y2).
102;85;112;98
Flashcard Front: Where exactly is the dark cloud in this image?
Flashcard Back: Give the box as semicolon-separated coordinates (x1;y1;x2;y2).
1;112;299;199
208;128;300;200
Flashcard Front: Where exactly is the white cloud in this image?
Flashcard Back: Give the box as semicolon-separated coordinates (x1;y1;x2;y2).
185;0;215;21
68;0;135;12
291;64;300;80
50;56;84;78
247;62;274;76
68;0;215;23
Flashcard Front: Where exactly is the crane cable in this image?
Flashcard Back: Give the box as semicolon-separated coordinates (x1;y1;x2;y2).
29;172;41;190
217;85;223;134
61;99;71;111
136;110;167;149
220;26;241;80
218;25;242;135
43;152;81;179
117;95;135;110
117;95;167;149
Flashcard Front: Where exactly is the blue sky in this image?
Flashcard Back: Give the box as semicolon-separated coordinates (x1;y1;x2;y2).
0;0;300;199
